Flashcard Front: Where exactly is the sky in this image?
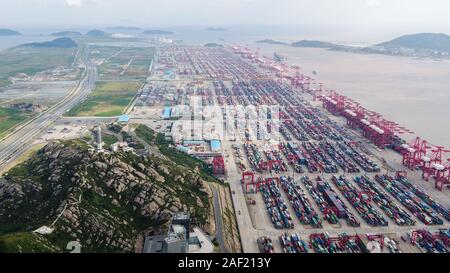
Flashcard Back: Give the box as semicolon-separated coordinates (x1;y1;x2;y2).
1;0;450;37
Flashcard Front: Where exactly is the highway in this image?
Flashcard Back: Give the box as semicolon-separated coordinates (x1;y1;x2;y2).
0;53;97;171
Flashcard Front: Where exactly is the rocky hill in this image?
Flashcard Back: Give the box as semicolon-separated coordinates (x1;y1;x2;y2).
0;139;213;252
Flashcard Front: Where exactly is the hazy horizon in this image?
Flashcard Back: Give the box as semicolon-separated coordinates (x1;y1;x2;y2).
1;0;450;42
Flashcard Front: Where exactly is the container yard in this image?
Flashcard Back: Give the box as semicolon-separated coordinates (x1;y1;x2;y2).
354;176;416;226
301;176;340;225
375;174;443;225
254;232;436;253
132;44;450;253
279;233;309;253
259;179;294;229
280;176;322;228
316;178;361;227
331;175;388;227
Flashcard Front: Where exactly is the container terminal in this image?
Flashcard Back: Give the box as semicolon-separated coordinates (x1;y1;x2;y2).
129;44;450;253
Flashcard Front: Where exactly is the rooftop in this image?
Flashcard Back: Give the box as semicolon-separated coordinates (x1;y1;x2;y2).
118;115;130;123
173;212;190;221
211;139;221;150
162;106;172;118
143;235;166;253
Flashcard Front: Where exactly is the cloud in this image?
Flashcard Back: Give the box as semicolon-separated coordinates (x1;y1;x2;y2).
66;0;82;7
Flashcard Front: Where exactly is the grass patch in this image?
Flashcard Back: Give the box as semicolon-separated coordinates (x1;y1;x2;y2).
0;232;60;253
135;124;155;144
0;107;32;138
93;46;154;81
60;139;91;150
65;81;140;117
0;46;76;87
102;134;118;147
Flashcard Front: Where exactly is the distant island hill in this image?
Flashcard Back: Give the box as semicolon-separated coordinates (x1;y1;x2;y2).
50;30;112;38
51;31;82;37
206;27;227;32
257;33;450;58
22;37;78;48
107;26;142;31
85;29;109;37
204;43;224;48
0;28;21;36
142;29;174;35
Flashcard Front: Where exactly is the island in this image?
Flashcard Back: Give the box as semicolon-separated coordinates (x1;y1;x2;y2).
291;40;339;48
258;38;340;48
85;29;109;37
107;26;142;31
142;29;174;35
51;31;82;37
256;39;288;45
375;33;450;51
206;27;227;32
258;33;450;58
0;28;21;36
23;37;78;48
204;43;224;48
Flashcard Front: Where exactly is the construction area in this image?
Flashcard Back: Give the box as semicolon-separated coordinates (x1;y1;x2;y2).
129;44;450;253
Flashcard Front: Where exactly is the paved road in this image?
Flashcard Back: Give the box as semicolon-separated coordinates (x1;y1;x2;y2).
211;185;229;253
0;53;97;170
124;59;154;115
222;139;258;253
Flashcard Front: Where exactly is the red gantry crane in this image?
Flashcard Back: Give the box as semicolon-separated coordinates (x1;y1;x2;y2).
434;159;450;191
213;156;226;176
401;139;450;190
319;91;413;149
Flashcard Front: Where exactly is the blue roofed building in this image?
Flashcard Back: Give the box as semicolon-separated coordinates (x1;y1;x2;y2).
210;139;222;152
118;115;130;123
162;106;172;119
